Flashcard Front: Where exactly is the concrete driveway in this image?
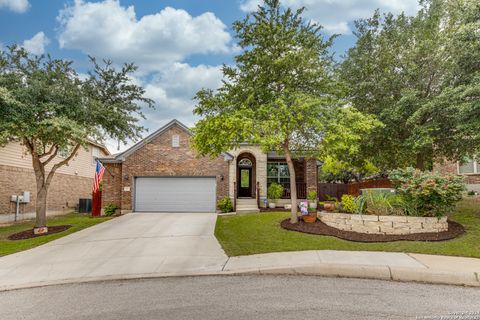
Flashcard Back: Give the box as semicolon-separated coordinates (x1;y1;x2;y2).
0;213;228;289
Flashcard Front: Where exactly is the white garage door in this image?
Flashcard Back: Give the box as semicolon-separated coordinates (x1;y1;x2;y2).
134;177;216;212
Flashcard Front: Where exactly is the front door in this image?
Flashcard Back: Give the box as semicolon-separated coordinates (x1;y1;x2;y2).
238;167;252;197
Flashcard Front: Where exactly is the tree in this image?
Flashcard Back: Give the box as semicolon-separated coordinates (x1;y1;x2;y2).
192;0;380;223
340;0;480;171
0;46;153;233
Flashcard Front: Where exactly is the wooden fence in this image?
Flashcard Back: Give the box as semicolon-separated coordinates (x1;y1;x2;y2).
317;178;392;201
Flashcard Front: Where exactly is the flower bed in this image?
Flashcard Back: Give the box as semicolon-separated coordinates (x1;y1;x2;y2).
318;211;448;235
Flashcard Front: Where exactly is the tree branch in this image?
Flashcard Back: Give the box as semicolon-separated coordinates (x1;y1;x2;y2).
42;146;59;167
45;143;81;187
39;144;56;159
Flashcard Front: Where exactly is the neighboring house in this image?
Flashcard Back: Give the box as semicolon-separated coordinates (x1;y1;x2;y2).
0;141;109;222
434;159;480;193
100;119;318;214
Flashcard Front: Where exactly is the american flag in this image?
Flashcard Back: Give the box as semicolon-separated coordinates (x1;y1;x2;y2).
92;160;105;193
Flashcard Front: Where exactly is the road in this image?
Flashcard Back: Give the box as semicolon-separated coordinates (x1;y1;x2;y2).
1;275;479;320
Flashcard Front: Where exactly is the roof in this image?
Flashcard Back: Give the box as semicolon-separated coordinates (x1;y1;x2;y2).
98;119;191;163
88;140;110;156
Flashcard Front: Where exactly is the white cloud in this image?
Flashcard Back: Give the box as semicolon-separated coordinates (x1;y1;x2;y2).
103;63;224;153
57;0;232;71
240;0;420;34
0;0;29;13
22;32;49;55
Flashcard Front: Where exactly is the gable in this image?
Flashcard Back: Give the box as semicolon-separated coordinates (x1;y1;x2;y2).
112;119;191;161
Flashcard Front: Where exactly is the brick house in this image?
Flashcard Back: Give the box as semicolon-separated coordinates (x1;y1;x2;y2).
0;141;109;222
434;159;480;193
100;119;318;214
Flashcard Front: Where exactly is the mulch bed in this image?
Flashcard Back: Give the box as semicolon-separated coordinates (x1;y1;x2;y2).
280;219;465;242
8;225;72;240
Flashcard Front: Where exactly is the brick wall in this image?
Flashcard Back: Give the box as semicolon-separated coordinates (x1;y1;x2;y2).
0;164;92;216
434;161;480;184
305;159;318;194
101;163;122;208
103;124;229;212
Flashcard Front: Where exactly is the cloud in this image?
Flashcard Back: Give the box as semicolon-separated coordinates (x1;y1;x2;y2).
22;32;49;55
0;0;29;13
57;0;232;71
104;63;224;153
142;63;223;126
240;0;419;34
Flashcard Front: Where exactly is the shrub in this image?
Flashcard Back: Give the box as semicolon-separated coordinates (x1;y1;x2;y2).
389;167;466;217
467;190;477;196
267;183;284;201
339;195;358;213
361;191;406;216
307;190;317;201
103;204;118;216
218;196;233;213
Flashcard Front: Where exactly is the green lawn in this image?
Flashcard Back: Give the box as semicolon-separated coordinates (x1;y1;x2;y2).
0;213;112;257
215;199;480;257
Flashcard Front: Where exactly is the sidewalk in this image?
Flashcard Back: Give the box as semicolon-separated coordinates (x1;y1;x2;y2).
223;250;480;287
1;249;479;291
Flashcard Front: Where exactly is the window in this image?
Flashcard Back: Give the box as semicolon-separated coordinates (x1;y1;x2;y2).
458;158;478;174
267;162;290;190
92;146;100;164
238;158;252;167
172;134;180;147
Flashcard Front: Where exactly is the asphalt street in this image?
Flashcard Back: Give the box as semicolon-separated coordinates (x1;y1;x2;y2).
1;275;479;320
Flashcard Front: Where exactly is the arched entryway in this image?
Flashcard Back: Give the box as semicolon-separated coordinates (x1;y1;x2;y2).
237;153;256;198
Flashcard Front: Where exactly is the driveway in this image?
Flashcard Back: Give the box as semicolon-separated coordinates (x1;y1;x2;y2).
0;213;228;290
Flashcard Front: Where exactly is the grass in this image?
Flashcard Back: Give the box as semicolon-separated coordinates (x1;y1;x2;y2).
0;213;112;257
215;199;480;257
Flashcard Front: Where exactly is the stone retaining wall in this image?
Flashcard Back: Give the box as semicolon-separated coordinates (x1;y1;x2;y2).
318;211;448;235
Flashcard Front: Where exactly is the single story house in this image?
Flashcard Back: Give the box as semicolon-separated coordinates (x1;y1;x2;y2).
0;140;109;222
100;119;318;213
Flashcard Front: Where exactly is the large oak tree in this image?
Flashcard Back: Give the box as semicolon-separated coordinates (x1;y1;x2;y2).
340;0;480;170
0;46;153;233
192;0;379;223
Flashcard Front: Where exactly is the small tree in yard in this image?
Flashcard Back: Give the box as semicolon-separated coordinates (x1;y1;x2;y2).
192;0;380;223
0;46;153;233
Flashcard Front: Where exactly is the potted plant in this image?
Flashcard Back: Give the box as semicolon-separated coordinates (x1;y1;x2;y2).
267;183;284;209
307;190;317;210
323;195;337;211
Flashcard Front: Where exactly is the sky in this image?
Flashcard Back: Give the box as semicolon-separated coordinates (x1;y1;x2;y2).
0;0;420;152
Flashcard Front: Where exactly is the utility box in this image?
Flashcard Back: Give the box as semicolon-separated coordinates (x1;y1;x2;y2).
21;191;30;203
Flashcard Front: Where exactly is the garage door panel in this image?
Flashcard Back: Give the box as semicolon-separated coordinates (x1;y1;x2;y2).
135;177;216;212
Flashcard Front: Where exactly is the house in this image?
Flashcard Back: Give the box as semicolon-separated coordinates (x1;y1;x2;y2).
434;159;480;193
99;119;318;214
0;140;109;222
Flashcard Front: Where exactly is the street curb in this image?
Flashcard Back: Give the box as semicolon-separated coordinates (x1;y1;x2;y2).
1;263;478;292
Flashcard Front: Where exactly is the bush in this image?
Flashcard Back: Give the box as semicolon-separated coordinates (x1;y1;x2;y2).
339;195;358;213
359;191;406;216
103;204;118;216
267;183;284;200
390;167;466;217
218;196;233;213
307;190;317;201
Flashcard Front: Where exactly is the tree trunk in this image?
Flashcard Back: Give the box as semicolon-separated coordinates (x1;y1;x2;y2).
416;153;425;171
283;144;298;224
35;182;48;229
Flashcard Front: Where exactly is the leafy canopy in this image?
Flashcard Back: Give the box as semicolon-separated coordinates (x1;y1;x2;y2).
340;0;480;170
0;45;154;155
192;0;379;163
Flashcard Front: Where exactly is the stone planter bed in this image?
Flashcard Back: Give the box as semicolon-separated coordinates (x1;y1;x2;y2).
318;211;449;235
281;219;464;242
